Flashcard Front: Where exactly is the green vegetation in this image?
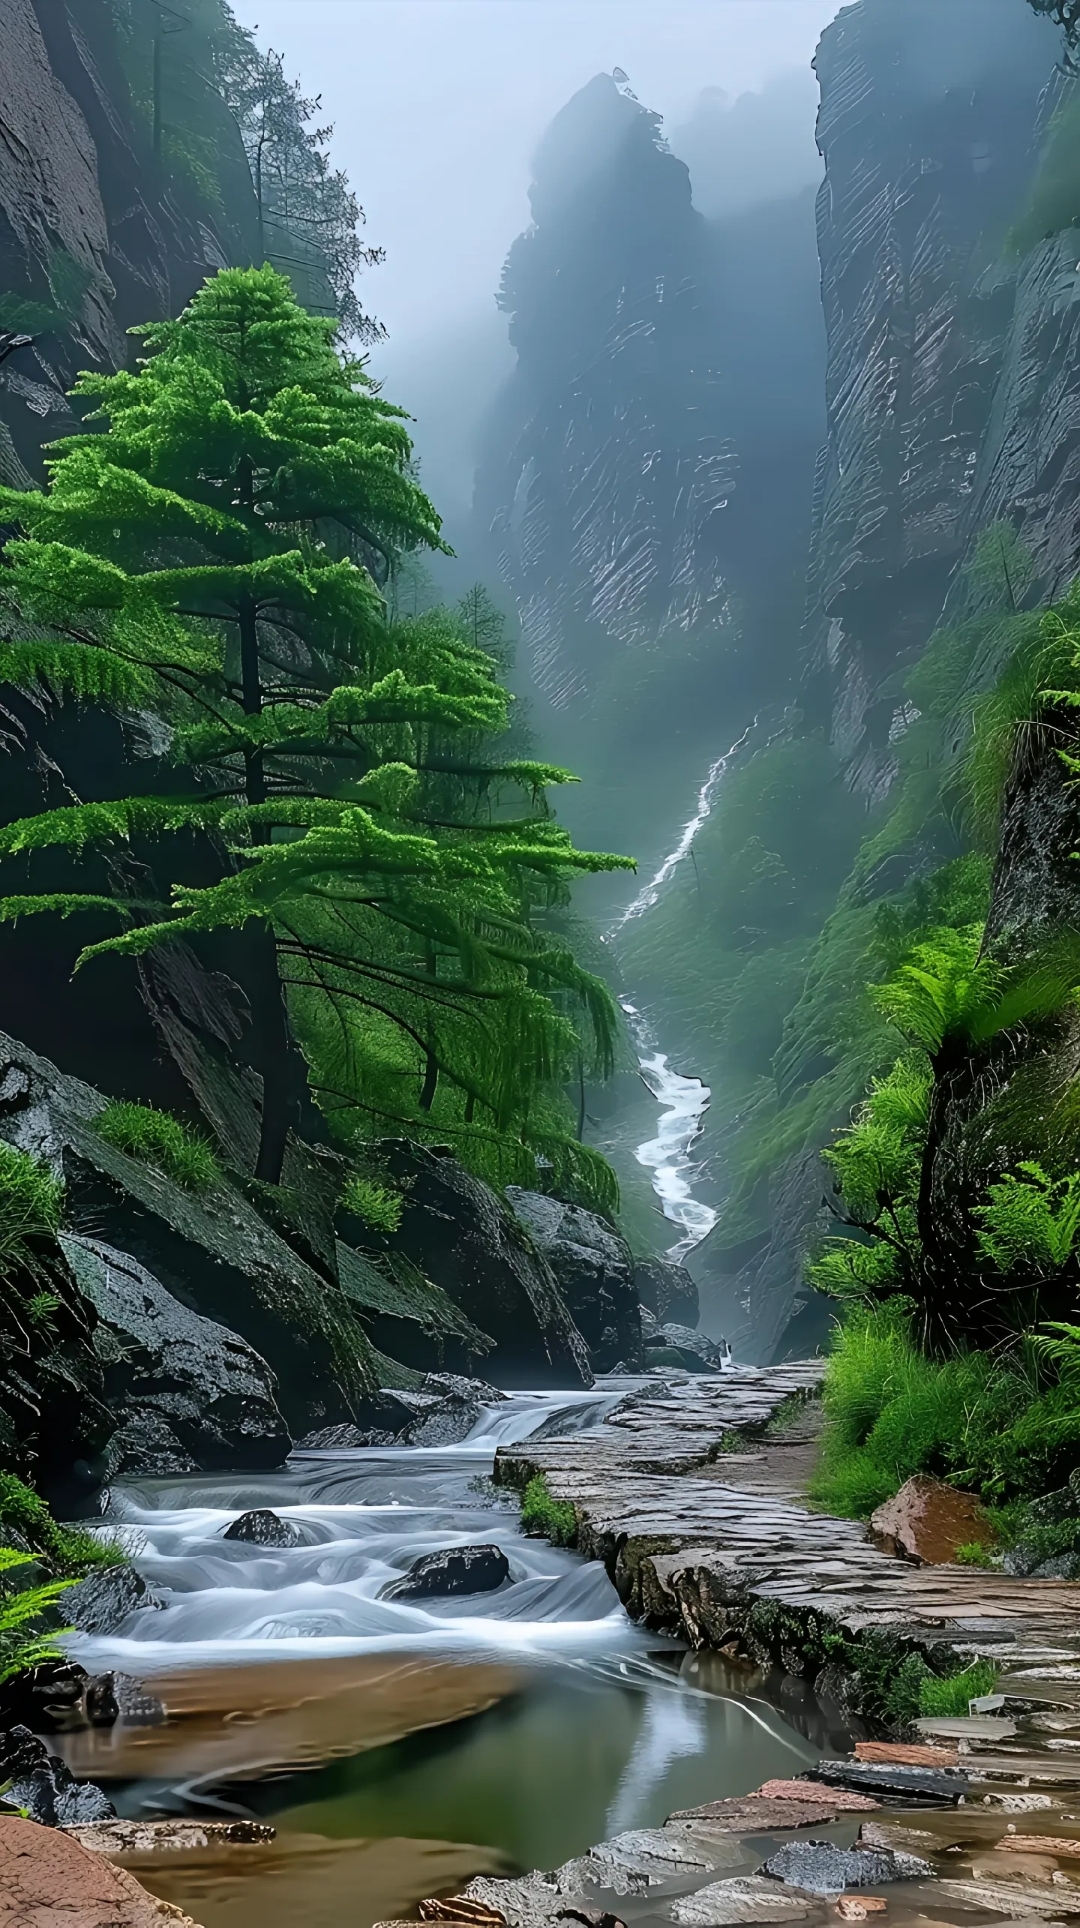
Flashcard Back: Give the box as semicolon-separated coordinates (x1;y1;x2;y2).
519;1474;577;1546
341;1173;405;1235
96;1102;223;1193
0;267;629;1205
0;1144;63;1280
0;1548;74;1687
919;1660;1000;1716
0;1475;126;1577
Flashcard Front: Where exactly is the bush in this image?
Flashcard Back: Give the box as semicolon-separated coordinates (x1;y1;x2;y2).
95;1101;223;1192
520;1474;577;1547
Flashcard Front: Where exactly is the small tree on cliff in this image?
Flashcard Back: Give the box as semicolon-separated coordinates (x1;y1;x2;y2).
0;267;629;1187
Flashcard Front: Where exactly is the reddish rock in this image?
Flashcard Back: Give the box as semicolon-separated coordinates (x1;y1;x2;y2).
855;1741;959;1767
755;1780;879;1812
0;1817;201;1927
870;1476;992;1565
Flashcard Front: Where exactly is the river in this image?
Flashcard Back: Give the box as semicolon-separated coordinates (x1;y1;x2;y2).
60;1388;831;1928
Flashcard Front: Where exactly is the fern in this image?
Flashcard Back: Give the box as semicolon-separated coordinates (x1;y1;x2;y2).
975;1165;1080;1273
0;1547;74;1686
341;1174;404;1234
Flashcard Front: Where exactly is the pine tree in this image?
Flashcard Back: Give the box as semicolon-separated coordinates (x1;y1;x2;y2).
0;267;631;1188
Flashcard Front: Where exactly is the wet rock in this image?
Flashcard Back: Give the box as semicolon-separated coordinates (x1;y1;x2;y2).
755;1782;879;1813
801;1761;968;1805
62;1236;292;1475
0;1661;88;1734
83;1672;166;1729
506;1191;640;1373
102;1409;201;1478
222;1509;302;1549
669;1797;868;1832
758;1840;933;1894
0;1726;115;1827
296;1423;395;1449
634;1260;699;1329
669;1875;815;1924
66;1817;275;1856
0;1815;201;1926
869;1476;992;1565
64;1565;163;1637
383;1543;511;1600
424;1372;507;1405
367;1144;591;1389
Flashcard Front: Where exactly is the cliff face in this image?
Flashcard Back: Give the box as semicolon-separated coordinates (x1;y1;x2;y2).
474;73;826;864
0;0;255;487
805;0;1057;797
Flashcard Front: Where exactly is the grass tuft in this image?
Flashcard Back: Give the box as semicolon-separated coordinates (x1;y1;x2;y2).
919;1660;999;1717
341;1173;404;1235
95;1101;223;1192
520;1474;577;1547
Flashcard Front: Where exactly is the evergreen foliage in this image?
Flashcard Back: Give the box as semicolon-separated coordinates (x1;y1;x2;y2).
0;268;630;1197
96;1102;224;1192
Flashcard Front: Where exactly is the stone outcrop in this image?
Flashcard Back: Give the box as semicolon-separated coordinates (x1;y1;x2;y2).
507;1189;640;1371
60;1237;291;1475
0;1029;378;1439
0;1815;202;1927
367;1142;592;1389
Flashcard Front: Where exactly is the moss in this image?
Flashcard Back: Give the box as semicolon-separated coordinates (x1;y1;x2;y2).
519;1474;577;1547
95;1101;223;1193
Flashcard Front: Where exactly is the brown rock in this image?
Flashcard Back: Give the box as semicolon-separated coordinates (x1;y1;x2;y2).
670;1798;864;1832
998;1836;1080;1857
755;1780;880;1812
835;1902;887;1921
869;1476;992;1565
855;1742;959;1767
0;1816;202;1926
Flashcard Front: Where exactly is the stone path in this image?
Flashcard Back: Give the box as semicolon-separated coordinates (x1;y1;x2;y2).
494;1366;1080;1691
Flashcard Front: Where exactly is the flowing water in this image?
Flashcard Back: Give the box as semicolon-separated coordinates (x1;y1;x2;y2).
62;1389;833;1928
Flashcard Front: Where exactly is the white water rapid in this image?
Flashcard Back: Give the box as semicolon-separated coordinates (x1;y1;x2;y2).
607;725;757;1260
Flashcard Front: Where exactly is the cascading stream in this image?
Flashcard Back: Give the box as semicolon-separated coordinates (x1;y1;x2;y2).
606;723;761;1262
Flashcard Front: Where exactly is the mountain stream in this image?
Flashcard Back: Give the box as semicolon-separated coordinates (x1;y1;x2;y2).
61;1389;828;1928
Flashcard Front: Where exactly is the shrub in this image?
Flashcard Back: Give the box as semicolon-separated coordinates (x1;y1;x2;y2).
0;1547;74;1686
95;1101;223;1192
341;1174;404;1235
520;1474;577;1547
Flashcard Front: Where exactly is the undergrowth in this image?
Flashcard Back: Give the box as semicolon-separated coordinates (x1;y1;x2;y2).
519;1474;577;1547
95;1101;223;1192
810;1302;1080;1513
0;1547;74;1686
341;1174;405;1235
0;1474;127;1577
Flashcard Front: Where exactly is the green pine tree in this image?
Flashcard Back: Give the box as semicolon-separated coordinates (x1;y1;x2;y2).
0;267;631;1188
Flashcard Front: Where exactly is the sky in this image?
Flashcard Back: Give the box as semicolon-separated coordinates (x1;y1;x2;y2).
228;0;843;519
229;0;843;345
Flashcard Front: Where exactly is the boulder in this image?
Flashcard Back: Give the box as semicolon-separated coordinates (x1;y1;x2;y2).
295;1423;395;1449
64;1565;163;1638
634;1259;699;1328
757;1840;933;1894
0;1726;114;1827
0;1030;378;1434
82;1673;165;1728
369;1143;592;1388
101;1411;200;1478
506;1189;640;1372
221;1509;301;1548
62;1236;291;1475
383;1544;511;1600
870;1476;993;1565
0;1815;203;1926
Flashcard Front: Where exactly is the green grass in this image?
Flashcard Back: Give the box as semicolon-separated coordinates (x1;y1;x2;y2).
808;1302;1080;1514
0;1473;127;1577
341;1174;405;1235
519;1474;577;1547
0;1142;63;1277
919;1660;999;1717
95;1101;223;1192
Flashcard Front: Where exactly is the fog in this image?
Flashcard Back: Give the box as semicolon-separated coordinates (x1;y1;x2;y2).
228;0;840;517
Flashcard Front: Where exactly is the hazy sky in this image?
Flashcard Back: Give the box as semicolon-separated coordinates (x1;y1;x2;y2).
229;0;843;348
